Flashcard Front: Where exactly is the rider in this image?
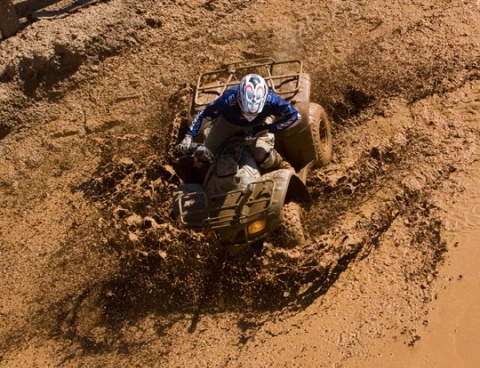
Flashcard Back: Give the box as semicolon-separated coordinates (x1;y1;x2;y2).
176;74;302;170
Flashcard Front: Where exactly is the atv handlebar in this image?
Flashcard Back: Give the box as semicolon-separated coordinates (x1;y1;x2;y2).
175;142;201;156
186;142;201;155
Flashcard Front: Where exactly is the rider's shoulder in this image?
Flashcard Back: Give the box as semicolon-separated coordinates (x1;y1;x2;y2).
224;85;239;96
266;90;284;105
220;86;239;106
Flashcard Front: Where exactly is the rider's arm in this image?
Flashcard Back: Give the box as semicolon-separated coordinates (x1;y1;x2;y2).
265;93;302;133
186;89;235;138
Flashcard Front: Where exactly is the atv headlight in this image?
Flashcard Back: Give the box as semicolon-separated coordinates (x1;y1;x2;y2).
247;218;267;235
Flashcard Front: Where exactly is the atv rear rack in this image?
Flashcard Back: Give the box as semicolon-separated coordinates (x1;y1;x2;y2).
176;179;275;229
193;58;303;111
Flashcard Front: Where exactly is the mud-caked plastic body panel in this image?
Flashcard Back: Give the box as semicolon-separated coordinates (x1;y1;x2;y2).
202;138;260;196
174;167;309;246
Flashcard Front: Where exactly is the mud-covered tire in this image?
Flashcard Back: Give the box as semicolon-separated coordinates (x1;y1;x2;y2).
0;0;19;38
310;102;332;168
278;202;306;248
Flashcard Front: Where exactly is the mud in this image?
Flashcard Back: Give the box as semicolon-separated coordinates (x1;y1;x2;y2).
1;0;480;367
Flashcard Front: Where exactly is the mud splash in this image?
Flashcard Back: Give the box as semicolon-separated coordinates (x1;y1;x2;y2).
2;0;480;367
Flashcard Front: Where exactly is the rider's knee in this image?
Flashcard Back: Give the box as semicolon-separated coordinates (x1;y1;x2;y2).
250;146;269;164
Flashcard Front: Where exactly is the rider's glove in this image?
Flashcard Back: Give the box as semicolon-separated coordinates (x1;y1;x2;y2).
176;135;193;154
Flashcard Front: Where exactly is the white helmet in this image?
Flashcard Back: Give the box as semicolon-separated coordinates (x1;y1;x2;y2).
238;74;269;121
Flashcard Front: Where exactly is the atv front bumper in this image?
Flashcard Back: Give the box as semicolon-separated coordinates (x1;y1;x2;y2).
175;178;282;246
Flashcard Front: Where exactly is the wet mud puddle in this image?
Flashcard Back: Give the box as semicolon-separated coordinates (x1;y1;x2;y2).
412;160;480;368
377;160;480;368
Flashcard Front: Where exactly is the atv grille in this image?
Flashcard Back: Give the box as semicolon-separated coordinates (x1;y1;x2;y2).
177;179;275;229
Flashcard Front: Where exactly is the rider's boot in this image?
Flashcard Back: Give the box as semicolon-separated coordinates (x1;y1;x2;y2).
259;149;295;172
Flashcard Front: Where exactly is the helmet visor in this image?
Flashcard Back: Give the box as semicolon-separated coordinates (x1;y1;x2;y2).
244;84;266;114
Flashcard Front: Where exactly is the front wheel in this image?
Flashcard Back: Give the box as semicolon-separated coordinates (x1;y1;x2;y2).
277;201;306;248
0;0;20;38
310;103;333;168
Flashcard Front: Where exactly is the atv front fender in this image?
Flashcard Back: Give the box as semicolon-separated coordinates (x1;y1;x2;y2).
260;169;311;230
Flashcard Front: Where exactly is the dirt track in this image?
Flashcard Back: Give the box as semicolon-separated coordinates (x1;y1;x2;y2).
1;0;480;367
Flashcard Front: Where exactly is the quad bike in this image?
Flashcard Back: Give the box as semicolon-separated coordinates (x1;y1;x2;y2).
172;59;332;254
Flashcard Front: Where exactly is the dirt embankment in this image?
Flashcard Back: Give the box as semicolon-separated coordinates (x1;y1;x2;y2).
1;0;480;367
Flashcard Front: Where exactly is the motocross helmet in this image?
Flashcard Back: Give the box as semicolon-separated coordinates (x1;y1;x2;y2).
238;74;269;121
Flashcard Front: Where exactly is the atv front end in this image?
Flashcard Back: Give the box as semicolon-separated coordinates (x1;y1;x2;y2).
173;178;283;248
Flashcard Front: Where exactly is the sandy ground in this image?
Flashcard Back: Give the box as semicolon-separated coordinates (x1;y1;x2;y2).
1;0;480;367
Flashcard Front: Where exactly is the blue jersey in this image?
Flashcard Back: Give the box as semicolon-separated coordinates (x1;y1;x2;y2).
187;85;301;137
